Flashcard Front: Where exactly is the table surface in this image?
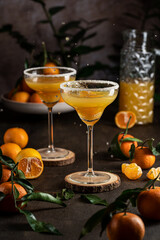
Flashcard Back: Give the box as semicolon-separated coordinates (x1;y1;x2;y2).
0;102;160;240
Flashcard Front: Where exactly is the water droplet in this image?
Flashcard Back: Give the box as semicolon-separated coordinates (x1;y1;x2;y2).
87;63;89;66
110;154;114;158
58;112;61;115
67;55;71;58
106;142;109;145
61;22;65;25
65;37;70;41
79;124;82;127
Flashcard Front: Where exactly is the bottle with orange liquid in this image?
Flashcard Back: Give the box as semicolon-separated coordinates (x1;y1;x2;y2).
119;30;155;124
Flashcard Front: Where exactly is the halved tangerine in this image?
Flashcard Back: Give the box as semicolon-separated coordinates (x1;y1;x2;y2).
15;148;44;179
115;111;136;129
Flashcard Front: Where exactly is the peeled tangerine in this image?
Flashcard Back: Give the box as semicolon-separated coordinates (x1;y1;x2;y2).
122;163;142;180
147;167;160;180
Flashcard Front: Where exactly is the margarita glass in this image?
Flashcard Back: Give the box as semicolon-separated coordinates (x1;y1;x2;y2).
60;80;119;184
24;67;76;160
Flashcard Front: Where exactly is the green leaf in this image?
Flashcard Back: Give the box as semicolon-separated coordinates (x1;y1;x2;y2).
59;21;81;33
0;154;16;169
14;185;20;200
38;20;50;24
65;29;86;46
31;0;45;7
108;133;128;160
0;163;2;182
16;170;26;179
18;208;62;235
0;192;5;202
147;139;160;156
71;45;104;55
77;61;108;79
129;143;135;160
49;6;65;16
121;137;143;143
82;32;97;42
56;188;74;201
21;192;66;207
81;194;108;206
13;178;34;193
79;208;107;239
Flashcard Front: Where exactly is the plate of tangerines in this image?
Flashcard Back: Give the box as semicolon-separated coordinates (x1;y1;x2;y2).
1;79;74;114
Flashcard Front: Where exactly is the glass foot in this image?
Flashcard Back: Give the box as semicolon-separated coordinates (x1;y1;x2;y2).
68;171;111;185
37;147;69;160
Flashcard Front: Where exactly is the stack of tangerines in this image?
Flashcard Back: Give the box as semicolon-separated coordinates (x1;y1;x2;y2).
0;127;43;180
110;123;159;180
8;78;42;104
7;62;63;104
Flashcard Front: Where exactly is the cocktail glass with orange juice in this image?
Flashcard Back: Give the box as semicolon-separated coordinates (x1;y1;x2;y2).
60;80;119;185
24;67;76;160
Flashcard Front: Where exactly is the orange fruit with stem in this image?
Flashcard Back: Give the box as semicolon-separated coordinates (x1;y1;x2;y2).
106;212;145;240
15;148;44;179
118;133;138;158
137;187;160;220
0;143;21;161
11;91;30;103
0;182;27;212
4;127;29;149
115;111;136;129
132;146;155;169
43;62;60;75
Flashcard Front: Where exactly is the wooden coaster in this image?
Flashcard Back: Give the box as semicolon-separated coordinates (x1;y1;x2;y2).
65;171;121;193
43;150;75;166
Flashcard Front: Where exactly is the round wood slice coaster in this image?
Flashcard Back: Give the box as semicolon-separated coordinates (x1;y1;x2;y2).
43;150;75;166
65;171;121;193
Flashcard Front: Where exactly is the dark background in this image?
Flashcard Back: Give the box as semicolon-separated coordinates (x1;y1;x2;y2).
0;0;160;95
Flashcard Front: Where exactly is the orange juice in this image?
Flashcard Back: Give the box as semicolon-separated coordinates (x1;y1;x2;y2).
26;76;75;107
119;79;154;124
61;90;118;126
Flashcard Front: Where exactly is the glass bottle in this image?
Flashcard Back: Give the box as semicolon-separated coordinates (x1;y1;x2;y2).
119;29;155;124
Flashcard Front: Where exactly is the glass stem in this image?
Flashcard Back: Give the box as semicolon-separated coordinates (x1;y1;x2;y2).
86;125;95;176
48;107;55;152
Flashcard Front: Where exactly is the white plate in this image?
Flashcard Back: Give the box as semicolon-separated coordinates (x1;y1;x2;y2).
1;94;74;114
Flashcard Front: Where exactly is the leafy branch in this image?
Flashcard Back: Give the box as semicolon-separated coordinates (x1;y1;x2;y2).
79;177;159;239
0;151;74;235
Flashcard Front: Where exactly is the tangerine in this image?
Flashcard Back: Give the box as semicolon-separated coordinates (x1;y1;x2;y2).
115;111;136;129
11;91;30;103
0;182;27;212
0;165;12;183
15;148;44;179
118;133;138;158
132;146;155;169
29;92;42;103
4;127;29;149
137;187;160;220
43;62;60;75
0;143;21;161
20;78;34;93
106;212;145;240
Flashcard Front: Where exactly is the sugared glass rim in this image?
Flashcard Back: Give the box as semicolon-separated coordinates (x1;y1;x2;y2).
24;66;77;78
60;80;119;91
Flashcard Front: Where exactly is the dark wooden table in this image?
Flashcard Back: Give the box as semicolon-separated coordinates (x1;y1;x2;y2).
0;102;160;240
